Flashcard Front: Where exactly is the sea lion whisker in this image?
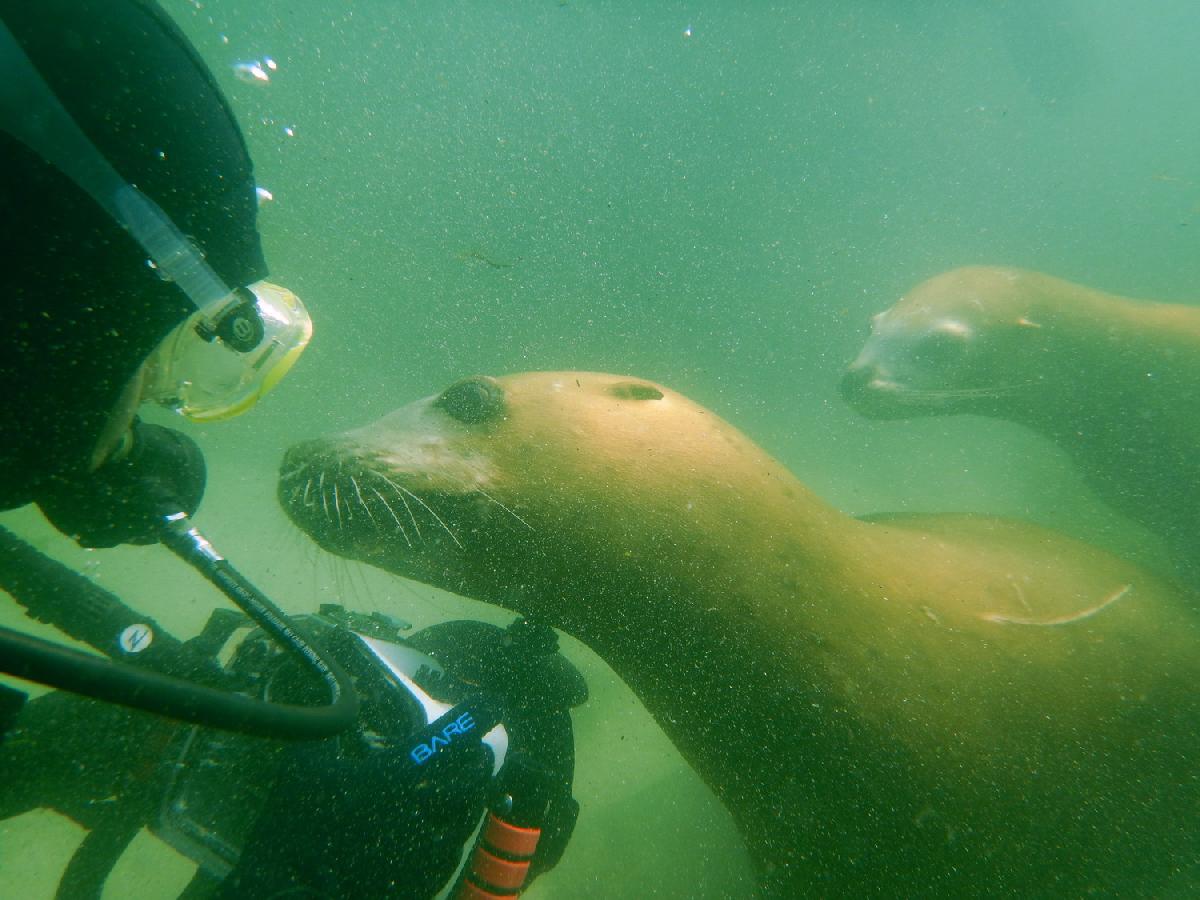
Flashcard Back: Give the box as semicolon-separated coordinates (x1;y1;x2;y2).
302;477;314;507
278;464;310;482
395;491;423;541
369;486;413;548
375;472;463;549
902;382;1037;400
349;475;378;527
332;481;345;531
373;472;425;542
399;487;463;549
319;471;331;523
474;487;534;532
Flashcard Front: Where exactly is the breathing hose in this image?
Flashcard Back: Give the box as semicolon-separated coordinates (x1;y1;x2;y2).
0;515;358;739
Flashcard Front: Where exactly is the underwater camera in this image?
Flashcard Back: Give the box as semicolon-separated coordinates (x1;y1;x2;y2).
155;603;520;878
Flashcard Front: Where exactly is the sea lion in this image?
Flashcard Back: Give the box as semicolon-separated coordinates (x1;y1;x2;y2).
278;371;1200;897
840;266;1200;583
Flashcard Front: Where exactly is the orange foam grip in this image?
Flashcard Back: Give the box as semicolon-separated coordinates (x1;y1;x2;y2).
483;813;542;858
471;848;531;891
456;881;511;900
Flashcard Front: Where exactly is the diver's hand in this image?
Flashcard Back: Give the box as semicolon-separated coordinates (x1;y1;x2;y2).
36;420;206;547
217;735;492;899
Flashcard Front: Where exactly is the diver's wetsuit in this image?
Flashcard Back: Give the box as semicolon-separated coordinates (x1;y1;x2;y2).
0;0;266;510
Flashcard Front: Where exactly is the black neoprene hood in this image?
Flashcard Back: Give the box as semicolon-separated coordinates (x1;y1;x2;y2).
0;0;268;507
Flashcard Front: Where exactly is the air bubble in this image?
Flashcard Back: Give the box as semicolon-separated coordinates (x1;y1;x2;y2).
232;60;270;83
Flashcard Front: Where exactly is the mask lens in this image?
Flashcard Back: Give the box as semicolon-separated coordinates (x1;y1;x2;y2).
143;281;312;421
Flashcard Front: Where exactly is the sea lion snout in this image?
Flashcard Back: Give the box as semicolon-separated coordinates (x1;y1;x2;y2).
279;437;339;474
276;432;432;556
839;355;936;420
278;437;351;502
838;360;889;416
276;436;397;554
277;395;519;576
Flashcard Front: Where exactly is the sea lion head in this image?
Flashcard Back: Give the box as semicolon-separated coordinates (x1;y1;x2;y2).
277;371;780;620
840;266;1050;419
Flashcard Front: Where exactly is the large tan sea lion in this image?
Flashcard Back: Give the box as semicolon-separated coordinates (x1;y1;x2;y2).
278;371;1200;897
840;266;1200;584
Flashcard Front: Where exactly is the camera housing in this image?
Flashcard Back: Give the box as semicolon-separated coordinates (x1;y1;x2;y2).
153;604;510;879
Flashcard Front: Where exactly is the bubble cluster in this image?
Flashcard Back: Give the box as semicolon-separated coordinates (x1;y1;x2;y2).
232;56;278;84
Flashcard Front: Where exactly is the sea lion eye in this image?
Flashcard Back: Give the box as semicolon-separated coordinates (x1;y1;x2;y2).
434;376;506;424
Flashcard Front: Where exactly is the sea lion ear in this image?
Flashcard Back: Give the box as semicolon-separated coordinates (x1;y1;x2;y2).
607;382;665;401
1015;316;1043;329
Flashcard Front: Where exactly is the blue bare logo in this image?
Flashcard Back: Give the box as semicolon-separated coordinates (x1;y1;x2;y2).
410;711;477;764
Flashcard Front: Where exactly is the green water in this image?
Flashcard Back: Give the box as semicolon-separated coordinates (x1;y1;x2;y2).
3;0;1199;896
195;0;1198;545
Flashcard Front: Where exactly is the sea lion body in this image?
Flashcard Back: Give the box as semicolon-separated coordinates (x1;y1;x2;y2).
280;371;1200;896
841;266;1200;581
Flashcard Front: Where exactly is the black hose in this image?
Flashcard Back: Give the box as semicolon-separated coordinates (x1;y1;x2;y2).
0;521;359;740
157;512;360;732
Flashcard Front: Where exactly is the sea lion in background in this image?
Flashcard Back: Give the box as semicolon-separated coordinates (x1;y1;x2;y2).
279;371;1200;897
841;266;1200;584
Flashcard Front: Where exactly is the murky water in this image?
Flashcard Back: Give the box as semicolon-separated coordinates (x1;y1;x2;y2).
3;1;1199;896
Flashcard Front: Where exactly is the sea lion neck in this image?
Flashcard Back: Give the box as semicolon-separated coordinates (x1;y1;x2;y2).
1001;273;1200;433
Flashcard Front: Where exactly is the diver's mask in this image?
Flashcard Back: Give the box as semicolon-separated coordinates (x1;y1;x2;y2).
141;280;312;421
0;17;311;422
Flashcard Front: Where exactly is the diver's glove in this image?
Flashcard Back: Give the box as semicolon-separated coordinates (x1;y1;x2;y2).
36;419;206;547
216;734;493;899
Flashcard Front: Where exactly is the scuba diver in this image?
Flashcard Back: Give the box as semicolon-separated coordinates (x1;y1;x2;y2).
0;2;583;897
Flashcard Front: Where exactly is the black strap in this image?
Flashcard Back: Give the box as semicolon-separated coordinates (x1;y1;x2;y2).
56;816;143;900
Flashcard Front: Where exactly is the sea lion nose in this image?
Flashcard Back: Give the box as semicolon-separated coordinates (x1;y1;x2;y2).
277;439;352;536
279;439;334;480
